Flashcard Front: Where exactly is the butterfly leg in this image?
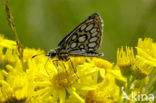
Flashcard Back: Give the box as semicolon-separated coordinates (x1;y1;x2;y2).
69;58;76;73
52;59;60;72
61;61;69;75
69;58;79;79
53;60;71;81
44;58;50;75
53;60;69;76
44;58;60;76
53;59;65;80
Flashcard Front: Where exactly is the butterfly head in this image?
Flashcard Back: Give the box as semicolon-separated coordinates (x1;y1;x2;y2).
46;50;56;58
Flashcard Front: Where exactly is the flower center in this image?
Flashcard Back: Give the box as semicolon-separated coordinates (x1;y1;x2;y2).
51;71;76;89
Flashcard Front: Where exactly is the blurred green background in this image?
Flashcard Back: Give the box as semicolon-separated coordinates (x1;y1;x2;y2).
0;0;156;62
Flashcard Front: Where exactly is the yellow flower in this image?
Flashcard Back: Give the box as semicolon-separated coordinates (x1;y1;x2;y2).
3;48;20;68
91;58;113;69
136;38;156;67
23;48;44;63
70;57;87;67
0;46;3;61
108;67;126;87
137;38;155;58
88;58;114;79
117;46;135;69
0;80;13;102
0;62;34;102
85;73;121;103
1;34;156;103
133;38;156;81
30;56;103;103
0;37;40;102
0;35;18;69
0;64;33;102
0;34;16;49
117;46;135;77
132;56;153;79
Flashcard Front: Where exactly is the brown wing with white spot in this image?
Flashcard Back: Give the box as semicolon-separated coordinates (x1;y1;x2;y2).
57;13;103;54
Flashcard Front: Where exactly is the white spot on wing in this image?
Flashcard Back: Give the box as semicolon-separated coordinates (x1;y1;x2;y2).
71;42;77;48
86;24;94;31
91;32;98;37
78;36;86;42
79;45;84;49
81;24;87;31
89;48;94;51
81;49;86;52
72;34;77;40
89;37;98;42
88;42;96;47
90;28;97;33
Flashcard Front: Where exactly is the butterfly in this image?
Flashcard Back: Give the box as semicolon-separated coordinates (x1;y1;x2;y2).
46;13;104;61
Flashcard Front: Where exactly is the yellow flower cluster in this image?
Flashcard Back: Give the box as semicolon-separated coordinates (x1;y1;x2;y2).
0;35;156;103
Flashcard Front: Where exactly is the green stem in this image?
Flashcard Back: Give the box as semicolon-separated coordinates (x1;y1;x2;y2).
5;0;23;59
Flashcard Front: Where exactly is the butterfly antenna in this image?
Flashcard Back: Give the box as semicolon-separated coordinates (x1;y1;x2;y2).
32;53;44;58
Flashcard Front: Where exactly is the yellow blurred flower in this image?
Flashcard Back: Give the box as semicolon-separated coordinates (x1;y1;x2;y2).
0;34;16;49
136;38;156;67
85;73;121;103
0;54;34;102
6;65;34;101
3;48;20;68
0;80;13;102
137;38;155;58
132;56;153;79
131;38;156;79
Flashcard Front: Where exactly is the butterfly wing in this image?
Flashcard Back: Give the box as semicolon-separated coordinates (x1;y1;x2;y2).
57;13;103;56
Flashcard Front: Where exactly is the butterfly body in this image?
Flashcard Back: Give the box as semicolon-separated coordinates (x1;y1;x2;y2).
46;13;104;61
